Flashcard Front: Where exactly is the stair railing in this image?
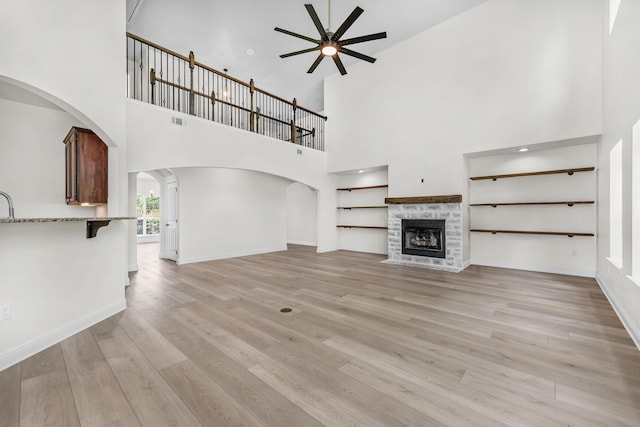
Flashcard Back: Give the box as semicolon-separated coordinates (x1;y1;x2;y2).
127;33;326;151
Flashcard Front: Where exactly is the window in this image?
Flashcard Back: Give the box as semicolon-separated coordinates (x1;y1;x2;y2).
610;140;623;268
137;193;160;236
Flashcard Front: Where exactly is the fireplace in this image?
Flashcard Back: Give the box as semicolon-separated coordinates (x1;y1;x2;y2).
384;195;463;272
402;219;446;258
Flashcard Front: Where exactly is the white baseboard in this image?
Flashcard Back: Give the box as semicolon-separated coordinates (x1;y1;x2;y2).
287;240;317;247
461;259;472;271
595;274;640;351
177;245;288;265
0;299;126;372
316;246;337;253
470;260;595;278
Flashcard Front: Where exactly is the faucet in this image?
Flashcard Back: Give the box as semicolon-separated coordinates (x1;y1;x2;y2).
0;191;14;219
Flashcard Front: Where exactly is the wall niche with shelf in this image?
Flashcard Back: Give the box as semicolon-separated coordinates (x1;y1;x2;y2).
335;169;388;254
468;144;597;277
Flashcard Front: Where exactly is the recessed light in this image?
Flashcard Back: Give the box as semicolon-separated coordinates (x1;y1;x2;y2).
518;147;529;152
245;48;255;56
358;170;364;173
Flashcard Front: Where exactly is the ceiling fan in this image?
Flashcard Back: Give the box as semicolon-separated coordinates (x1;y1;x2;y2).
274;2;387;75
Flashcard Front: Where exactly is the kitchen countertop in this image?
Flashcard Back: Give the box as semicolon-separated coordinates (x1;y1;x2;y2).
0;217;135;223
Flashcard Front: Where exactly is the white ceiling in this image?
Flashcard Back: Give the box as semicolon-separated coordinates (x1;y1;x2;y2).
126;0;486;112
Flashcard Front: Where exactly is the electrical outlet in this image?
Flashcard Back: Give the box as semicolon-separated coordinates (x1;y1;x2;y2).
0;304;10;322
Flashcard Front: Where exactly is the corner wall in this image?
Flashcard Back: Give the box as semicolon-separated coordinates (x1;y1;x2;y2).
0;99;126;370
0;0;128;370
597;0;640;347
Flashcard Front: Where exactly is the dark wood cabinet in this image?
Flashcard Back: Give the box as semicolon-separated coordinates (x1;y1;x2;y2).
63;127;108;206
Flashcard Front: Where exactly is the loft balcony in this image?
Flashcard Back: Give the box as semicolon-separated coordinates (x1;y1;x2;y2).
126;33;327;151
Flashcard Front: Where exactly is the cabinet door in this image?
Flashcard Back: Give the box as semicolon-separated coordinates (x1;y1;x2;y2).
65;132;77;204
63;127;108;206
76;132;108;205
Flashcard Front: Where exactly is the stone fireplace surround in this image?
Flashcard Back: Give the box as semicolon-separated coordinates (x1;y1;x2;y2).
383;195;464;272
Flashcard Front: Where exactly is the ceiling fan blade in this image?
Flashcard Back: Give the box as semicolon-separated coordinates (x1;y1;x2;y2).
340;32;387;46
307;53;325;73
305;4;328;40
274;27;320;44
280;46;321;58
333;54;347;75
332;6;364;41
340;47;377;63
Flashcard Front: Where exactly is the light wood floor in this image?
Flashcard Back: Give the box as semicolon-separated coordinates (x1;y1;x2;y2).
2;244;640;426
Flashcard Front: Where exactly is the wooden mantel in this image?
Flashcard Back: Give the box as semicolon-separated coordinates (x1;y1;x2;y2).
385;195;462;204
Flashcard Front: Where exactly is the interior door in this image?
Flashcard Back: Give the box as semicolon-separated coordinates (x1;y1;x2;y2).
166;181;178;261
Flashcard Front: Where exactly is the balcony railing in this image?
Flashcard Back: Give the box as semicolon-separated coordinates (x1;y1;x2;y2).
126;33;327;151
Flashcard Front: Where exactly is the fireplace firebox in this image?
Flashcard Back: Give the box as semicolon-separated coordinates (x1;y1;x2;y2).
401;219;446;258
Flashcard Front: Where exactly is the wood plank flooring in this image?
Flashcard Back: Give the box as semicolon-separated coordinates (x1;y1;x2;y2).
2;243;640;426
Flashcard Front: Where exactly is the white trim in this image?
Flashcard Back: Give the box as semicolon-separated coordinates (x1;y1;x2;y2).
470;260;595;278
595;274;640;351
177;245;288;265
137;235;160;244
128;263;139;272
316;246;338;253
462;259;472;270
626;275;640;289
606;256;623;271
0;299;126;372
287;240;317;247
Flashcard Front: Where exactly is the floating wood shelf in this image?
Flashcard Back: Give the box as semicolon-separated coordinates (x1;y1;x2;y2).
470;229;594;237
337;225;388;229
385;195;462;204
337;206;388;210
470;201;595;207
469;167;595;181
337;185;389;191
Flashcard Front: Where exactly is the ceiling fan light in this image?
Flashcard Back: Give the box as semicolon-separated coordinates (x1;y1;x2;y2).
321;43;338;56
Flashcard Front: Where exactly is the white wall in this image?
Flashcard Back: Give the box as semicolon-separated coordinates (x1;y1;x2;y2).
597;0;640;347
336;169;389;255
174;168;290;264
324;0;602;270
0;99;126;370
0;0;128;370
325;0;602;197
469;144;597;277
127;100;338;252
0;0;126;148
286;183;317;246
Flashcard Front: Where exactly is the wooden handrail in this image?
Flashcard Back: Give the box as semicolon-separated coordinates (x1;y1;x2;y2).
470;201;595;207
469;167;595;181
471;229;594;237
337;185;389;191
127;32;191;63
127;32;326;120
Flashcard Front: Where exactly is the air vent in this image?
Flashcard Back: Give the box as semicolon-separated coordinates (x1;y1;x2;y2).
172;116;186;126
297;148;303;155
